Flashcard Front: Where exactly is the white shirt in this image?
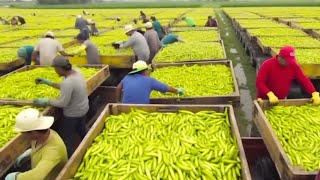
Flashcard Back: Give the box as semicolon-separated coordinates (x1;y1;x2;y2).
34;38;64;66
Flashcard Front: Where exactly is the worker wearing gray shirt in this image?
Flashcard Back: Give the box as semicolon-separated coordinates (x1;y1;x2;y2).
120;24;150;62
33;56;89;157
144;22;161;64
75;15;90;39
72;33;101;64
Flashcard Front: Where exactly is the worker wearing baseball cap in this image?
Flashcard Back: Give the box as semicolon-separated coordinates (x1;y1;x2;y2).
118;24;150;62
144;22;161;64
256;46;320;105
5;108;67;180
33;56;89;157
32;31;72;66
117;60;185;104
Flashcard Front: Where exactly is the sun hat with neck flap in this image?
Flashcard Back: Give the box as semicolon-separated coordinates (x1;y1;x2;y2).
128;60;151;74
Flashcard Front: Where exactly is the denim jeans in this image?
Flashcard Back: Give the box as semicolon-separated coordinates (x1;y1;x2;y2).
58;115;88;158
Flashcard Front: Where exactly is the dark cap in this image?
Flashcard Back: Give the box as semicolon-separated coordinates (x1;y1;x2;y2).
52;56;72;68
76;33;87;40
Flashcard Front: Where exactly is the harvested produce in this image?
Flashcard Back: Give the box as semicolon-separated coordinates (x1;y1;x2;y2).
259;36;320;48
155;42;224;62
170;27;217;32
265;105;320;171
296;22;320;29
0;37;74;48
75;109;242;179
0;67;98;100
0;105;43;148
150;64;234;97
0;48;18;63
273;48;320;64
67;44;133;56
248;28;307;36
176;30;220;41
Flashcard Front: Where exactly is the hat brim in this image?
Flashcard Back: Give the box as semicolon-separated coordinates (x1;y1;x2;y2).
128;67;148;74
15;116;54;132
125;28;135;33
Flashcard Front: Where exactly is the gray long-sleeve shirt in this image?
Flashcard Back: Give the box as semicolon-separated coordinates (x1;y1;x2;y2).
120;31;150;62
49;70;89;117
83;40;101;64
75;18;89;30
144;29;161;55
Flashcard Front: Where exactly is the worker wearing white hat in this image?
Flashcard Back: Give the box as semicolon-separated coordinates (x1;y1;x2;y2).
32;31;72;66
5;108;67;180
119;24;150;62
144;22;161;64
117;60;185;104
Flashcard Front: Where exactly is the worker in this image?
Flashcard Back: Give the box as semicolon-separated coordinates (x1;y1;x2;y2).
10;17;18;26
256;46;320;105
117;60;185;104
16;16;26;25
32;31;72;66
87;19;99;36
33;56;89;157
182;16;196;27
75;15;90;39
140;11;146;20
315;171;320;180
119;24;150;62
150;16;165;40
0;17;9;25
72;33;101;64
205;16;217;27
161;33;185;47
17;45;33;65
144;22;161;64
5;108;67;180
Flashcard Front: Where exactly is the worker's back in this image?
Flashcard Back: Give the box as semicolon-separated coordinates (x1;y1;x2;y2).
17;130;67;180
129;32;150;56
34;38;64;66
75;18;88;30
83;40;101;64
161;33;178;46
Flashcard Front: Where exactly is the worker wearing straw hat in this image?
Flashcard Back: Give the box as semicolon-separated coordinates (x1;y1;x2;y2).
144;22;161;64
5;108;67;180
117;60;185;104
33;56;89;157
256;46;320;105
118;24;150;62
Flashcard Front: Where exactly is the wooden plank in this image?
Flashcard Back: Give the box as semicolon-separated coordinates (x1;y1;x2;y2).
0;104;54;177
150;60;240;106
0;59;24;71
57;104;252;180
304;29;320;38
69;55;134;69
253;99;318;180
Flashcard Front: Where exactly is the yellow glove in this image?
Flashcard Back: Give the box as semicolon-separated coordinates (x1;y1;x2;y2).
311;92;320;105
257;98;263;106
267;92;279;105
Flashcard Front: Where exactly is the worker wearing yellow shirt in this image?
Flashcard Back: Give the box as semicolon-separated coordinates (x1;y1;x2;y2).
5;108;67;180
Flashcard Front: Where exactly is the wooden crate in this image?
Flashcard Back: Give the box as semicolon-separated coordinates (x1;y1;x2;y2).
0;65;110;97
69;55;134;69
0;59;24;71
253;99;318;180
57;104;252;180
0;102;57;177
304;29;320;38
150;60;240;106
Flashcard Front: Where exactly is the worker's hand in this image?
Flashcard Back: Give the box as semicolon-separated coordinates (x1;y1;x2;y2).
267;91;279;105
311;92;320;105
5;172;19;180
33;98;49;107
177;88;185;95
35;78;53;86
15;148;31;168
257;98;263;106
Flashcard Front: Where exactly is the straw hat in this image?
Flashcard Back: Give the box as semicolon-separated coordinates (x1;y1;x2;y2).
124;24;135;33
15;108;54;132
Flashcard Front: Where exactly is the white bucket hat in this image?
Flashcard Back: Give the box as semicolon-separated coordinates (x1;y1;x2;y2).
15;108;54;132
128;60;151;74
45;31;54;37
145;22;153;29
124;24;135;33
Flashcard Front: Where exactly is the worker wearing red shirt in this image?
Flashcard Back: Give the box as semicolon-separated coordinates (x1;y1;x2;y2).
256;46;320;105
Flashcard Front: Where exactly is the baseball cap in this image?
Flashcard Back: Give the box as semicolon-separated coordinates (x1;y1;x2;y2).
52;56;72;68
15;108;54;132
145;22;153;29
45;31;54;38
278;46;296;63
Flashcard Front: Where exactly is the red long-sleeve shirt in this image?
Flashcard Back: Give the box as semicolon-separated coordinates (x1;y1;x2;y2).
256;56;315;99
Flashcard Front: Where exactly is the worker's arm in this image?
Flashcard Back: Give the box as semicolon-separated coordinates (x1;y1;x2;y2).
150;78;183;94
177;36;185;43
116;82;123;102
120;36;134;49
31;51;39;64
294;64;316;94
256;62;271;97
16;149;60;180
49;80;72;108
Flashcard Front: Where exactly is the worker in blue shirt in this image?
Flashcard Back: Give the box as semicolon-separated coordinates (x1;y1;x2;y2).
161;33;185;47
17;45;34;65
117;60;185;104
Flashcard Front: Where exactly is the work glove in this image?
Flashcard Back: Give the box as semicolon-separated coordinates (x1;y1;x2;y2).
267;92;279;105
5;172;19;180
33;98;49;107
257;98;263;106
35;78;53;86
177;88;185;95
311;92;320;105
15;148;31;168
